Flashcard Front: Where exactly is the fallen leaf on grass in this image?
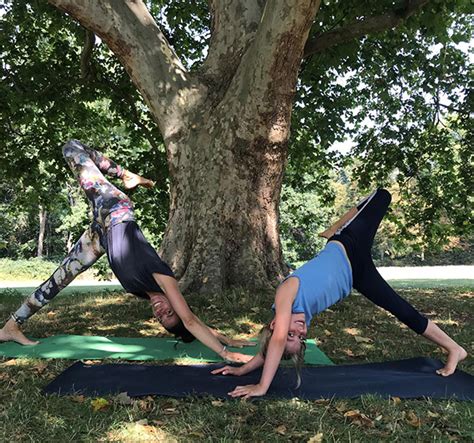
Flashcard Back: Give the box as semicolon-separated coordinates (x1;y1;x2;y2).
164;408;179;415
275;425;286;435
427;411;440;418
343;328;360;336
211;400;224;407
335;401;348;413
343;349;355;357
47;311;57;318
354;336;372;343
4;359;18;366
308;433;323;443
136;398;154;412
314;398;329;404
406;410;422;427
115;392;133;405
33;361;48;375
390;396;401;404
344;409;374;428
70;395;85;403
91;397;110;411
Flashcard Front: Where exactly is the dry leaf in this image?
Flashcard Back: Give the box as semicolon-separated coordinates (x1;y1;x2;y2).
276;425;286;435
335;401;348;413
344;410;374;428
115;392;133;405
211;400;224;407
314;398;329;404
428;411;440;418
164;407;179;415
47;311;57;318
91;397;110;411
33;361;48;374
308;433;323;443
354;336;372;343
70;395;85;403
343;349;355;357
323;329;332;336
4;359;18;366
406;410;422;427
136;399;154;412
344;328;360;336
391;396;401;404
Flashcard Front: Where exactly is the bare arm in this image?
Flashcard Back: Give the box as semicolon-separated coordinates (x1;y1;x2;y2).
228;278;298;398
209;328;257;348
211;353;265;377
153;273;251;363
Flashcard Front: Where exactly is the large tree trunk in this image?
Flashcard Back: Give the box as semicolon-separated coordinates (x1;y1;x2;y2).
161;112;289;292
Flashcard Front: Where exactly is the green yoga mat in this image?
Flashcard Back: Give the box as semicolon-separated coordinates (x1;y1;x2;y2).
0;335;333;365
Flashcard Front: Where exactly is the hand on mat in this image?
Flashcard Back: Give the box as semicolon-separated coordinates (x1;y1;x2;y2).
228;383;267;399
225;338;257;348
211;365;243;376
223;351;253;364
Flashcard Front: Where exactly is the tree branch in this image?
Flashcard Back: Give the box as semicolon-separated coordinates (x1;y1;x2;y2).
303;0;430;58
200;0;265;90
80;28;95;81
48;0;203;140
223;0;320;122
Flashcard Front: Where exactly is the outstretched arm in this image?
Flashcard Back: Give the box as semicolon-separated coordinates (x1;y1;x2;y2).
211;352;265;377
209;328;257;348
153;273;252;363
227;279;298;398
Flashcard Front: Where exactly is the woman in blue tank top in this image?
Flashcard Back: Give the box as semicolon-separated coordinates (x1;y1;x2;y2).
214;189;467;398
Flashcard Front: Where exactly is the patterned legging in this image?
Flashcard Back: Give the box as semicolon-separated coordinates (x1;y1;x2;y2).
12;140;135;324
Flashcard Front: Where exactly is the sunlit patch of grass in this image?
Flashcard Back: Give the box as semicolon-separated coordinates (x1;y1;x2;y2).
105;420;177;442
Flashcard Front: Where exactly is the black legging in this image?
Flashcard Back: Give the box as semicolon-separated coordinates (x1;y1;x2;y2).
330;189;428;334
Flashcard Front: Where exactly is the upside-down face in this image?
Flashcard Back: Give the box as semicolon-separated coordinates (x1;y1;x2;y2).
149;293;180;329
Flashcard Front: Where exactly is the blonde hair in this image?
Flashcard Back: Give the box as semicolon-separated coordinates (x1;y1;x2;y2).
259;323;306;388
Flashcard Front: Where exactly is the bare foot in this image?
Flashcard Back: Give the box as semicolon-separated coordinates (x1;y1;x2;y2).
436;346;467;376
122;170;155;190
0;319;39;346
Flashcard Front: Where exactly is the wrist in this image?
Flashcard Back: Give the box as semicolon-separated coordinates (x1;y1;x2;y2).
218;345;228;358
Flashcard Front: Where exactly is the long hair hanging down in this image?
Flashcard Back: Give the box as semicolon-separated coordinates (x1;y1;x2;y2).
165;320;196;343
259;323;306;388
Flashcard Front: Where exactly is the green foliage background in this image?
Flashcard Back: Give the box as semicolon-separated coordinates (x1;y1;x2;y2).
0;1;472;267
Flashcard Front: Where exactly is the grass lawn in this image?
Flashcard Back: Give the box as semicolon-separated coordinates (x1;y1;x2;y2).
0;285;472;441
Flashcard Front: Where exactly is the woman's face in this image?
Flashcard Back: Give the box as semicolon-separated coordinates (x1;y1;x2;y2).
271;312;307;354
149;293;180;329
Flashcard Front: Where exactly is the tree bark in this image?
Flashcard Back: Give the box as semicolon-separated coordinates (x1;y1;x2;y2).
37;205;47;258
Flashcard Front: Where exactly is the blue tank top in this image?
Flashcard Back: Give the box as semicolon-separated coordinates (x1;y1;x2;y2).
284;242;352;326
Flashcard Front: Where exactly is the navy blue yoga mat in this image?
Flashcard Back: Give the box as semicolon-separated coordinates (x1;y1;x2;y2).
44;358;474;400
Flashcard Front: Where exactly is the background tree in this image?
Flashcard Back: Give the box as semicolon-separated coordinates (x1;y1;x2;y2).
0;1;471;292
